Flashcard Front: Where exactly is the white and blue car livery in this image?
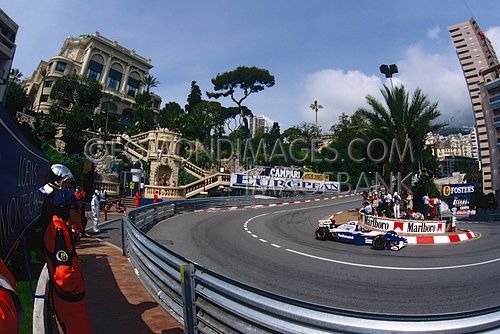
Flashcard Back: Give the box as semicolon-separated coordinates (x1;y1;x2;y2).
315;220;407;251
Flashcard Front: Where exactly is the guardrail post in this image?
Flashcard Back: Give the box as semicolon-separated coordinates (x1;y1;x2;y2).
121;217;127;257
180;263;197;334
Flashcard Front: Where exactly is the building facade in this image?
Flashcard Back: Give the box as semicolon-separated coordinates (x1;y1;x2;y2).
24;31;161;122
448;18;499;194
479;64;500;203
0;9;18;105
250;115;271;136
426;132;477;161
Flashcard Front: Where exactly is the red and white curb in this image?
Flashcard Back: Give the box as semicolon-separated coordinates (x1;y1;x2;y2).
190;193;361;213
405;230;477;245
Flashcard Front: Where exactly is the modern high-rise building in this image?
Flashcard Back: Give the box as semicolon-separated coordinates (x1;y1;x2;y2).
448;18;499;194
250;115;271;136
0;9;18;105
479;64;500;204
24;31;161;122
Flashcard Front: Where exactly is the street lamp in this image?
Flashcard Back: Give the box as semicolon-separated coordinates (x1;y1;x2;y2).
379;64;398;88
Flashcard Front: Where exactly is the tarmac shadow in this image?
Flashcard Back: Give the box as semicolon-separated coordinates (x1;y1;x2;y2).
77;238;184;333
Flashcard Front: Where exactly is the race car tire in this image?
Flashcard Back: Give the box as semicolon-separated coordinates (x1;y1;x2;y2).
372;235;387;250
315;227;330;240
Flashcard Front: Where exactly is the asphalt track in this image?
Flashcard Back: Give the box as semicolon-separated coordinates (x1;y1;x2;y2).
147;196;500;315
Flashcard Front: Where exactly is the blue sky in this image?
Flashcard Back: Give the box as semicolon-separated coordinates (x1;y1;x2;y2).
3;0;500;130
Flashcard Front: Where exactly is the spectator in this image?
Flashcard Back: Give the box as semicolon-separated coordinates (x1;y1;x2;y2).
363;201;373;215
91;190;100;233
115;197;125;213
157;178;164;186
405;191;413;213
38;163;93;334
165;179;170;187
422;194;430;219
171;180;176;187
156;148;162;161
163;147;169;155
135;191;142;208
0;259;21;333
154;191;158;204
99;188;107;209
393;192;401;218
435;196;442;219
384;191;393;217
74;186;87;232
129;181;135;197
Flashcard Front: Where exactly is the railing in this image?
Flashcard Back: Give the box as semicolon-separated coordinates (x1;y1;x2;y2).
93;181;120;195
144;185;184;198
184;173;230;198
122;197;500;334
182;159;209;178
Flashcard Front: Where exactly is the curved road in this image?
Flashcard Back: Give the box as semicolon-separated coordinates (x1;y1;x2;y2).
147;196;500;315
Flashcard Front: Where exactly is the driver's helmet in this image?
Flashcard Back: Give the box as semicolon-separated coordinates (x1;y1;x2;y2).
39;164;75;195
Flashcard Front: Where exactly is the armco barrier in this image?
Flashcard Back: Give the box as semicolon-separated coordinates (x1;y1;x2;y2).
122;196;500;333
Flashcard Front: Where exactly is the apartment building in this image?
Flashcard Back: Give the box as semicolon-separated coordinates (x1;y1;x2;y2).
24;31;161;122
250;115;271;136
449;18;499;193
0;9;18;105
479;64;500;204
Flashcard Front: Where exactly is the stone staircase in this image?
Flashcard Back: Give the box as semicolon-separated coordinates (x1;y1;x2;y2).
108;131;230;199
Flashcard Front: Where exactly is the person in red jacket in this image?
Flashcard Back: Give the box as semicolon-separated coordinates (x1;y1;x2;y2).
135;191;141;208
153;191;158;204
0;259;21;333
73;186;88;235
40;164;91;334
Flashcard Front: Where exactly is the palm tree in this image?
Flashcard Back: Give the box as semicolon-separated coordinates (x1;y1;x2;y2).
357;85;445;185
142;74;159;93
9;68;23;83
37;68;47;117
309;100;323;127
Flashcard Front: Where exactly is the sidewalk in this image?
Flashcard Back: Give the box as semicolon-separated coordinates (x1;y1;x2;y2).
77;237;184;334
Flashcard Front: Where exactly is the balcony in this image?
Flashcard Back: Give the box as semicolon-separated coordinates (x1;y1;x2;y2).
490;100;500;111
485;79;500;90
494;115;500;128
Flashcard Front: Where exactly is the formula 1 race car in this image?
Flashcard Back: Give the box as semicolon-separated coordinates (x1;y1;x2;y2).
315;220;407;251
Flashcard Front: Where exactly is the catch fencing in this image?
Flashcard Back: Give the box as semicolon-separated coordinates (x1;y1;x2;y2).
122;196;500;333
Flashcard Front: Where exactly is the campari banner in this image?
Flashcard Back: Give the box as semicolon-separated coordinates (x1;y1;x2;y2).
441;183;475;216
0;106;50;259
230;173;340;193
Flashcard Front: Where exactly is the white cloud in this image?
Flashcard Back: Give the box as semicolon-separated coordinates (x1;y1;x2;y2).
427;26;441;39
301;44;473;129
395;44;471;124
486;26;500;55
301;69;381;128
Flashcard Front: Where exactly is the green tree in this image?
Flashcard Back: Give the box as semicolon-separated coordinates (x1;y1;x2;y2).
142;74;159;93
357;85;445;186
185;101;225;141
129;92;156;134
266;122;281;148
36;68;47;115
158;102;186;132
185;81;203;113
50;74;102;109
4;81;29;117
207;66;275;129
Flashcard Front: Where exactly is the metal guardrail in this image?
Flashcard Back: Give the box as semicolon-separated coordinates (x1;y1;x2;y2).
122;196;500;333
